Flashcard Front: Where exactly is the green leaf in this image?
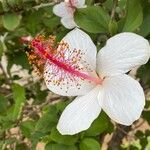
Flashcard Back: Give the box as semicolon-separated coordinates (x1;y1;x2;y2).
142;111;150;125
79;138;101;150
6;0;23;7
24;10;43;35
50;127;78;145
103;0;113;11
20;120;35;138
84;112;109;136
0;94;7;114
31;131;46;141
8;51;30;70
2;13;22;31
56;101;70;112
139;14;150;37
0;141;4;150
34;83;48;104
74;6;110;33
35;105;58;133
16;143;28;150
135;130;144;138
43;16;60;32
145;101;150;109
36;89;48;103
0;0;10;11
137;60;150;88
108;20;118;35
107;121;114;134
0;2;3;14
12;83;26;120
122;0;143;32
0;41;3;60
0;116;14;130
139;0;150;37
5;138;17;147
85;0;94;5
45;143;77;150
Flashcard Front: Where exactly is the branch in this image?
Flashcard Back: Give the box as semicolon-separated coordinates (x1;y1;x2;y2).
0;87;11;95
0;2;56;16
0;62;10;84
111;0;118;19
33;2;55;10
108;124;131;150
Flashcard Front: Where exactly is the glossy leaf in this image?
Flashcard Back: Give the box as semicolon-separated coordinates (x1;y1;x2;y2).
12;83;26;120
45;143;77;150
2;13;22;31
74;6;110;33
0;95;7;114
35;105;58;133
50;127;78;145
142;111;150;125
108;20;118;35
79;138;101;150
122;0;143;32
84;112;109;136
139;0;150;37
0;41;3;60
43;16;60;32
20;120;36;138
6;0;23;7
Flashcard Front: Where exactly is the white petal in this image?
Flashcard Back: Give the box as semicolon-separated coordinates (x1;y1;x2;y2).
44;29;97;96
76;0;85;7
61;17;76;29
99;75;145;125
74;0;86;8
63;28;97;70
97;33;150;77
53;2;73;18
44;62;97;96
57;86;101;135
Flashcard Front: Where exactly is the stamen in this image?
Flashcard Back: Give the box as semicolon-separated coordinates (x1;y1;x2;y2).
30;36;103;85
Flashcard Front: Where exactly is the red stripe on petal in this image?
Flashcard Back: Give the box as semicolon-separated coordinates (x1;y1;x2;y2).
30;35;103;85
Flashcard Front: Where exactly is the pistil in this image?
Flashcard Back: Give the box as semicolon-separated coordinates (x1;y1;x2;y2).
31;38;103;85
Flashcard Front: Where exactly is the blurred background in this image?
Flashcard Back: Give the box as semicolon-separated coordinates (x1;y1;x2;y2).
0;0;150;149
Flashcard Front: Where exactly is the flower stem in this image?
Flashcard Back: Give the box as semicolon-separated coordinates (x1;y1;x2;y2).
111;0;118;19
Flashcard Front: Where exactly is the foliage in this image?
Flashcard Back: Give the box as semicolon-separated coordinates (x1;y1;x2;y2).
0;0;150;149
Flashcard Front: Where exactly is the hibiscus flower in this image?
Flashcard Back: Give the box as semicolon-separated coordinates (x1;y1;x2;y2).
53;0;86;29
30;28;150;135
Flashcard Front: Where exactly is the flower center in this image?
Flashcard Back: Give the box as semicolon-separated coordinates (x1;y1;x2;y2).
25;35;103;86
66;0;76;9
